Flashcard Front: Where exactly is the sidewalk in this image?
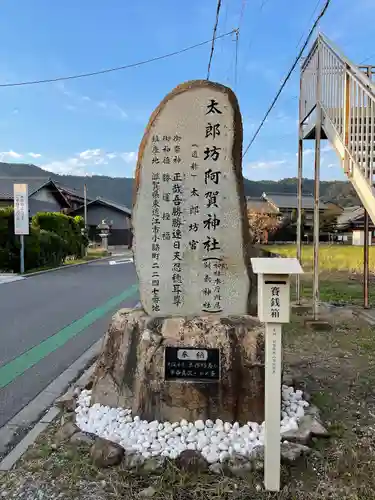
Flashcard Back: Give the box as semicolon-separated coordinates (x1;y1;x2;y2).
0;274;25;285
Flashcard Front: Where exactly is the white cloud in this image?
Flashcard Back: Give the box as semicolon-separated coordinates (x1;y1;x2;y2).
41;157;88;176
246;159;287;170
0;150;22;160
56;82;127;120
79;149;102;160
120;152;137;163
28;152;42;159
41;149;137;176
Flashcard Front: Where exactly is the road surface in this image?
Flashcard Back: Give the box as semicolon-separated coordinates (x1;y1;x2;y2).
0;257;139;428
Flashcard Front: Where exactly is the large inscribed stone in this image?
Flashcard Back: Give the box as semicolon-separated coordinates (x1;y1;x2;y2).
133;80;252;317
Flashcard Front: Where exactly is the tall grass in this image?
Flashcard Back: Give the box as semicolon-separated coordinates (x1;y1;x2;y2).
265;244;374;273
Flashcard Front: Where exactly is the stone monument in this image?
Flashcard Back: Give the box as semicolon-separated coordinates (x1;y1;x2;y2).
91;80;265;424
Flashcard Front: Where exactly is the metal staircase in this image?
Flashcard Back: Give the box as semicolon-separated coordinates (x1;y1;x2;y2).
300;33;375;223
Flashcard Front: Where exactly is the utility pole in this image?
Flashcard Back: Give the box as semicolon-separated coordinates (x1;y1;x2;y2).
84;183;88;256
84;183;88;229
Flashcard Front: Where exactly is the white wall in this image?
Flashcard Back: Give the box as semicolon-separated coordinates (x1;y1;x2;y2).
352;230;372;246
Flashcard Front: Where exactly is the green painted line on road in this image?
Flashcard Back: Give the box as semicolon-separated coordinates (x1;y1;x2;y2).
0;284;139;390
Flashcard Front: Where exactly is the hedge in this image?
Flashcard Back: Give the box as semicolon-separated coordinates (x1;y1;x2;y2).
32;212;87;260
0;207;88;273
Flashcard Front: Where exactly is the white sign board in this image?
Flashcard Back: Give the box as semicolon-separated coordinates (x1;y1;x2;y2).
13;184;29;235
257;275;290;323
251;257;303;492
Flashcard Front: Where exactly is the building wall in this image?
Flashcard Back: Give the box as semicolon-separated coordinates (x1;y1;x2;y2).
352;230;373;246
30;187;62;211
75;204;131;230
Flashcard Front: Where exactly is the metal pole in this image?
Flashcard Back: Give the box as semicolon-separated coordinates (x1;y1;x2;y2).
20;234;25;274
364;212;370;308
313;43;322;321
363;66;371;309
296;71;304;305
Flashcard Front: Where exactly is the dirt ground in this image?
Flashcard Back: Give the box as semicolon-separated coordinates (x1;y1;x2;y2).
1;309;375;499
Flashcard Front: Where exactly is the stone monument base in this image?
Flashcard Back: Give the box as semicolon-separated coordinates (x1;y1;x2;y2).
91;308;265;424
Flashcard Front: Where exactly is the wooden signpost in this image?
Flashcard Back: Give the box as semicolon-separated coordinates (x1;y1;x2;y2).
251;257;304;492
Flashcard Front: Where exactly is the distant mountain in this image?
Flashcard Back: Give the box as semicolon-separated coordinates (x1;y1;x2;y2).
0;162;360;208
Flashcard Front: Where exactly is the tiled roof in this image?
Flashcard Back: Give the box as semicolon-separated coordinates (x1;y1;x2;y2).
246;197;278;214
262;192;329;210
71;196;132;216
54;182;87;200
336;206;363;229
0;177;51;199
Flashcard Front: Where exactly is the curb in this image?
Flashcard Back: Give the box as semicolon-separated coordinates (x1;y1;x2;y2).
0;338;102;469
353;308;375;326
23;255;114;277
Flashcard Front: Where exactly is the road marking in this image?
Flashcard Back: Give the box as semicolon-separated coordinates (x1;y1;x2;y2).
109;258;133;265
0;276;25;285
0;284;139;390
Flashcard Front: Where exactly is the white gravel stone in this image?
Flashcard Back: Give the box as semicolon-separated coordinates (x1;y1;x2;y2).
195;420;205;431
75;385;309;466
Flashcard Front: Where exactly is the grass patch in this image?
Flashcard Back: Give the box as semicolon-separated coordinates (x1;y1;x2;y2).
23;250;110;274
294;272;375;306
2;312;375;498
266;243;374;273
264;244;374;306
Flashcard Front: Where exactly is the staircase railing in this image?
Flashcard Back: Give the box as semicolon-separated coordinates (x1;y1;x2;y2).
301;34;375;181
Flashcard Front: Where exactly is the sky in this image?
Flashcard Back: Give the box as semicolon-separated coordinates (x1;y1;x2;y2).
0;0;373;182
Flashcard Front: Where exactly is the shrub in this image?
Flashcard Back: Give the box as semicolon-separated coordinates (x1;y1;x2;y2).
0;206;19;271
0;208;87;272
32;212;87;259
37;230;65;268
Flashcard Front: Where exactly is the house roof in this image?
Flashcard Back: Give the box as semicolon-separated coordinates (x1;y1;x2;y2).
246;197;278;214
336;206;364;229
54;182;88;201
30;179;71;207
70;196;132;216
0;177;51;199
0;178;75;209
262;192;329;210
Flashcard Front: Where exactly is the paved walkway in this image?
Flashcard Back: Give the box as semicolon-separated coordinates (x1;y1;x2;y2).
355;308;375;325
0;274;25;285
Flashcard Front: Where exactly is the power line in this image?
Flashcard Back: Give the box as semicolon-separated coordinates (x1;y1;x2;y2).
294;0;322;51
242;0;331;158
207;0;223;80
242;0;271;72
0;30;235;89
238;0;247;32
360;53;375;65
234;29;239;90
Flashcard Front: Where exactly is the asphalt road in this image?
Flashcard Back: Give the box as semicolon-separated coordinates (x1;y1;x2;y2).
0;257;139;428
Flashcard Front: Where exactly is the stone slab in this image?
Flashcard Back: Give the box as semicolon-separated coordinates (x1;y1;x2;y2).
133;80;253;317
304;319;332;331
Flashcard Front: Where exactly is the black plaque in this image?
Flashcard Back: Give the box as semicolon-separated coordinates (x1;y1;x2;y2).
164;346;220;381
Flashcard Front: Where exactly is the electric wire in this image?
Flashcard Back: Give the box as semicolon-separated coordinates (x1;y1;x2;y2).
0;30;235;88
207;0;223;80
242;0;331;158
